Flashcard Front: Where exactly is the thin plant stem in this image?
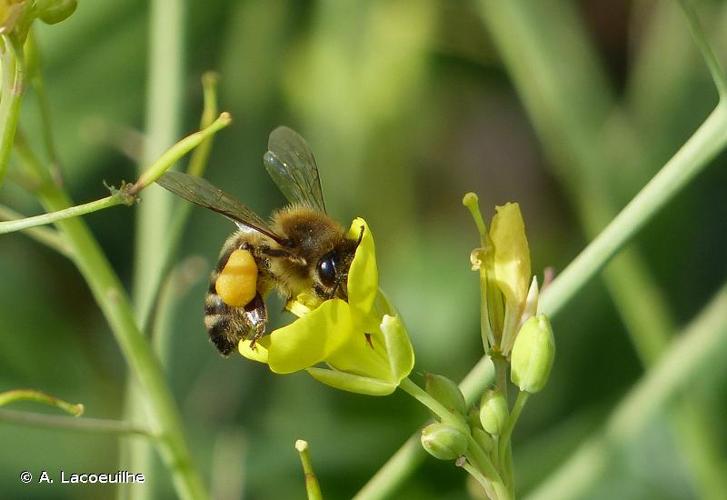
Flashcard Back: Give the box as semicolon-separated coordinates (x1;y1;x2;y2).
498;391;529;491
295;440;323;500
0;113;230;237
398;378;464;429
132;0;185;318
466;435;509;499
15;137;208;500
0;35;25;186
138;72;220;331
0;204;72;257
0;195;124;234
498;391;529;460
0;408;153;437
526;283;727;500
677;0;727;98
352;434;424;500
538;102;727;315
460;460;496;498
463;193;494;351
355;356;496;499
0;389;83;416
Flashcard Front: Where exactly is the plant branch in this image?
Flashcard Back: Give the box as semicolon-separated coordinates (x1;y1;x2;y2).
0;389;83;416
0;204;72;256
538;102;727;315
0;113;230;236
0;408;153;437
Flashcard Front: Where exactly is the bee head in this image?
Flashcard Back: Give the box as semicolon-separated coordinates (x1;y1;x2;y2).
314;227;363;301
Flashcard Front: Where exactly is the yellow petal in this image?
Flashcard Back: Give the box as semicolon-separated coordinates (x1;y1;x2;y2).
489;203;531;307
380;314;415;383
326;328;392;381
238;336;271;364
266;299;354;374
346;218;378;322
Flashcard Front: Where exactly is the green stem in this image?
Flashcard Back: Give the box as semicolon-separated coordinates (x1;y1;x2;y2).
0;195;123;234
0;408;153;437
0;389;83;416
526;284;727;500
498;391;529;493
355;356;496;500
132;0;186;318
460;460;497;499
498;391;529;463
138;73;220;331
0;113;230;237
539;102;727;316
16;142;208;500
466;435;509;499
0;204;72;257
352;435;423;500
0;35;25;186
295;440;323;500
677;0;727;98
133;112;230;192
399;377;464;429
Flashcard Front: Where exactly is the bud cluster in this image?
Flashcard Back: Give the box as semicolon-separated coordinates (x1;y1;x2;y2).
416;193;558;499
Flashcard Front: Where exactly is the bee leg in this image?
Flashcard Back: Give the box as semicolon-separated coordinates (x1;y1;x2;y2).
259;245;307;266
242;292;268;348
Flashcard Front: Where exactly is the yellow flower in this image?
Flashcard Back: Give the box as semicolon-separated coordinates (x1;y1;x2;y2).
464;195;537;355
489;203;532;353
239;218;415;396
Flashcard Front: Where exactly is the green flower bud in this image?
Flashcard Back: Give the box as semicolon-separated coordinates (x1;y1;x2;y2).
511;314;555;393
425;373;466;416
471;428;494;453
479;389;508;435
35;0;77;25
420;423;468;461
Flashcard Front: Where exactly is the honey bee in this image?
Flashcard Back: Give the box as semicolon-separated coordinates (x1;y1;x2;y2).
157;127;362;356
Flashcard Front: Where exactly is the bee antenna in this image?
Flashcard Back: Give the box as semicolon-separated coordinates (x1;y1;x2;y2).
356;225;365;246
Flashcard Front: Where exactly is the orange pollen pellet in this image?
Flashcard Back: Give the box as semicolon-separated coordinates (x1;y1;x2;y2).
215;249;258;307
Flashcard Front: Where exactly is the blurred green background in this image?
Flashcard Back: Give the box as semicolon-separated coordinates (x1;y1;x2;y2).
1;0;726;498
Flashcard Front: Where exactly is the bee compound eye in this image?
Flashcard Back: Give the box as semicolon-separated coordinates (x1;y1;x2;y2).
316;252;337;287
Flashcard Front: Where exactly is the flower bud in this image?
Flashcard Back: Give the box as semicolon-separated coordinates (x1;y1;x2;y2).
479;389;508;435
471;428;494;453
420;423;468;461
511;315;555;393
35;0;77;24
425;373;466;416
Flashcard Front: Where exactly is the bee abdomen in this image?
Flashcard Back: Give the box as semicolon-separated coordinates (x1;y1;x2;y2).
204;289;238;356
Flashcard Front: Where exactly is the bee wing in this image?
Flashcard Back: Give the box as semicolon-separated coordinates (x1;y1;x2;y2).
157;171;285;244
263;126;326;212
